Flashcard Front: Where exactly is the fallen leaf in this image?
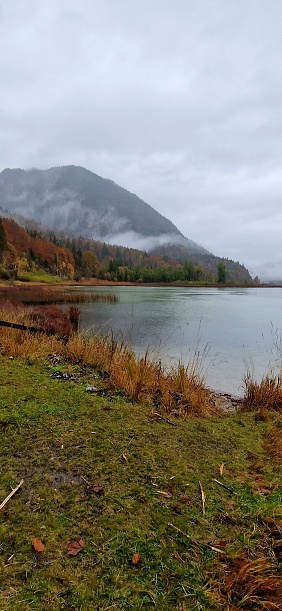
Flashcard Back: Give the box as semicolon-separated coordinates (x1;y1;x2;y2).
212;540;227;548
32;539;45;553
85;484;104;495
1;589;13;597
132;552;141;564
66;538;85;556
219;462;224;476
257;485;274;496
122;453;128;462
157;490;172;498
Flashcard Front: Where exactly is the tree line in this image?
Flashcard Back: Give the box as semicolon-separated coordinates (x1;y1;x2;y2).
0;216;252;285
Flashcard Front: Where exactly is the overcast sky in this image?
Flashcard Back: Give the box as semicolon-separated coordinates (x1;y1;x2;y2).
0;0;281;279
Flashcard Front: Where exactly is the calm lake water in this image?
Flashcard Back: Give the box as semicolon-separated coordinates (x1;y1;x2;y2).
74;286;282;396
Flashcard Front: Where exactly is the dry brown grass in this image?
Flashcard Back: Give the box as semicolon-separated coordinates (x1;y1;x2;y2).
219;555;282;610
0;304;67;357
29;305;73;337
66;334;215;416
216;515;282;610
0;284;118;304
243;373;282;412
264;425;282;462
0;304;216;416
263;518;282;562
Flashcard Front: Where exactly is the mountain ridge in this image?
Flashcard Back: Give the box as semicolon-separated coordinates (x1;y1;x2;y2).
0;165;209;256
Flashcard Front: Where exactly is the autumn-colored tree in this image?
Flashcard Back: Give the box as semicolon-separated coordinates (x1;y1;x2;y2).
81;251;98;277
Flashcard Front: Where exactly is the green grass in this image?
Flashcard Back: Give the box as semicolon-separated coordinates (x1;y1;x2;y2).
0;356;281;610
17;271;63;283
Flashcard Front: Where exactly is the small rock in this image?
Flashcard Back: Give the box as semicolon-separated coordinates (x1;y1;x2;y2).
86;386;98;393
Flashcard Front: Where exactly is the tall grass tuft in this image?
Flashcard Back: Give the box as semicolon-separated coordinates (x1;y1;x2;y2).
66;334;215;416
219;555;282;610
243;371;282;412
264;425;282;462
68;305;80;332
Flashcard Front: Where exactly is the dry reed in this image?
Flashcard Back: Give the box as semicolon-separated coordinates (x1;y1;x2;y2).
0;285;118;304
243;372;282;412
65;334;215;416
0;304;216;416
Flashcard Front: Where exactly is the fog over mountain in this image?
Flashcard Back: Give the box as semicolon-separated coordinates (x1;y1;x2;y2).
0;165;209;255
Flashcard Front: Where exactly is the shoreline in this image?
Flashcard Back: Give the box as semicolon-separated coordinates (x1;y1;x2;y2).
1;277;281;289
71;279;282;289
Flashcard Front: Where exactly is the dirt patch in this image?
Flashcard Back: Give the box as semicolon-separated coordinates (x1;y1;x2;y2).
49;470;81;487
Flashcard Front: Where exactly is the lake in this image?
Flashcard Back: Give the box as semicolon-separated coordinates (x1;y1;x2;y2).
73;286;282;396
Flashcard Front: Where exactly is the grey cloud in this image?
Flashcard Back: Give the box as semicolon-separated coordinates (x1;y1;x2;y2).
0;0;282;279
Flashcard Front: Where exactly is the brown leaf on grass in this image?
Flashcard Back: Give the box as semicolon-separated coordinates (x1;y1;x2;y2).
259;486;274;495
85;484;104;495
132;552;141;564
212;540;227;548
32;539;45;552
157;490;172;498
219;462;224;476
122;453;128;462
66;538;85;556
1;589;13;597
252;484;274;496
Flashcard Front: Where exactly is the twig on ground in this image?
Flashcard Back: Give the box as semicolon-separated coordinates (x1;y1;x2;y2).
152;412;176;426
81;475;91;486
167;523;225;554
199;480;206;516
212;478;238;495
0;479;24;510
219;462;224;476
168;522;200;547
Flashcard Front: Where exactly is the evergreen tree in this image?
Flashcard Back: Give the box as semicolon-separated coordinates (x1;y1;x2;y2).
0;219;7;264
217;261;227;283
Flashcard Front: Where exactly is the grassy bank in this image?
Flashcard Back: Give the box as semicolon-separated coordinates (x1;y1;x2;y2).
0;354;281;610
0;298;281;610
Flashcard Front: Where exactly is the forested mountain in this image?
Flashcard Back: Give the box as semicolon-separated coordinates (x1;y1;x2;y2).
0;165;208;255
0;165;253;283
0;215;252;284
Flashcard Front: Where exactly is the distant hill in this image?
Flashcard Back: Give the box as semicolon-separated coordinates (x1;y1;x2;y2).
0;165;209;255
